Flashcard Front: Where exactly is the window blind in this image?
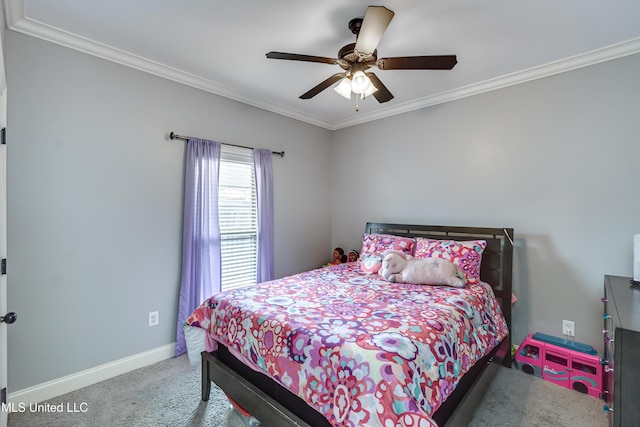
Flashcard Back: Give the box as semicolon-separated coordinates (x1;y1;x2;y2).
219;146;257;290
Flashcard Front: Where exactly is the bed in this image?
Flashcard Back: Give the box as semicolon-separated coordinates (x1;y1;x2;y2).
184;222;514;426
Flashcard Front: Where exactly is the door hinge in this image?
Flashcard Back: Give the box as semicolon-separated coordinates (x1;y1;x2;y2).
0;127;5;145
1;259;5;275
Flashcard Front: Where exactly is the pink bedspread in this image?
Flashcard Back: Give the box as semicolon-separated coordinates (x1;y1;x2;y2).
186;262;508;427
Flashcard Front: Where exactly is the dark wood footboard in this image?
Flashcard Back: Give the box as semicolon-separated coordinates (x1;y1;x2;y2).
202;349;313;426
433;336;510;426
202;335;509;427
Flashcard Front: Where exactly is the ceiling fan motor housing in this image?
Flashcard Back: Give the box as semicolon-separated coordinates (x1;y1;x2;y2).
338;43;377;67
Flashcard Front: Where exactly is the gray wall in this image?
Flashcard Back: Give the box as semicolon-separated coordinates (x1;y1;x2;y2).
330;52;640;350
6;32;332;391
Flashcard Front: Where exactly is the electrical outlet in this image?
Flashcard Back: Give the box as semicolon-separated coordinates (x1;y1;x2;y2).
148;311;159;327
562;319;575;337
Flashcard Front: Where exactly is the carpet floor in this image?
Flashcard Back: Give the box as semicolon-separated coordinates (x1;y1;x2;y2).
8;355;608;426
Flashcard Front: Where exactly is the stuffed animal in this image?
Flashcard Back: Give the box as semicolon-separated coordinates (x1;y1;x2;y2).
379;250;468;288
360;254;383;274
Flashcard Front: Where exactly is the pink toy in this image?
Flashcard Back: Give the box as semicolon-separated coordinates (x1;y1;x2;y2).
515;332;602;398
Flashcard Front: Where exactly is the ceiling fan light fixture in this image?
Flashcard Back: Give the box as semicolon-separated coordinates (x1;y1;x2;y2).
334;77;352;99
350;70;372;94
362;82;378;98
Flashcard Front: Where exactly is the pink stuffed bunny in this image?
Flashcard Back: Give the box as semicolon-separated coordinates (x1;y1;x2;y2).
379;250;467;288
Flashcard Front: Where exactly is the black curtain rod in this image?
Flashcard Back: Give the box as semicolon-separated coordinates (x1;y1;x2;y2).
169;132;285;157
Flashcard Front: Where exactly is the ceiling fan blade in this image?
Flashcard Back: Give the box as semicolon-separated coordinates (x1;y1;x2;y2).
354;6;394;57
300;73;345;99
366;73;394;103
377;55;457;70
266;51;338;65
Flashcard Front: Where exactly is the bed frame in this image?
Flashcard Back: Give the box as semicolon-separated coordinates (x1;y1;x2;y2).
201;222;514;426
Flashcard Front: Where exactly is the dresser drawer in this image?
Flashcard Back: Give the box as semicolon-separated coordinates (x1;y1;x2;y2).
602;294;614;414
604;275;640;427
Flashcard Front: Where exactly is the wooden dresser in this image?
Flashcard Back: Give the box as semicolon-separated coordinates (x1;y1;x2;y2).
602;275;640;427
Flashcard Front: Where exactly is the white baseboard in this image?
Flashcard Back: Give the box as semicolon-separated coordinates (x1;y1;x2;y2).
8;343;176;405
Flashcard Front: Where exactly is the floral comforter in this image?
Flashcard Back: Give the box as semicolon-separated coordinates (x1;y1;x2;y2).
186;262;508;427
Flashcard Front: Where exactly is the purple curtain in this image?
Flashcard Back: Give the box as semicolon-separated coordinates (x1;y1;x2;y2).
175;138;222;356
253;149;274;283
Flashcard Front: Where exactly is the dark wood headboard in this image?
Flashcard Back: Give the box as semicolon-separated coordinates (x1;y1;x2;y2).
365;222;514;348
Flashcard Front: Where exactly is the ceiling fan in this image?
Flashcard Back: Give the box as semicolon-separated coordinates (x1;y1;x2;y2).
266;6;457;104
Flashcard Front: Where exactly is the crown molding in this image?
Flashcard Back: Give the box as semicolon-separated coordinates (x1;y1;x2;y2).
331;37;640;130
4;1;333;129
5;0;640;131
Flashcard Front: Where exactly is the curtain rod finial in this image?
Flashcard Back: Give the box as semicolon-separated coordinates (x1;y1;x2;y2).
169;132;176;140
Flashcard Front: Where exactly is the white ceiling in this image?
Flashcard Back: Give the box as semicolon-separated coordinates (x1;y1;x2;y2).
4;0;640;130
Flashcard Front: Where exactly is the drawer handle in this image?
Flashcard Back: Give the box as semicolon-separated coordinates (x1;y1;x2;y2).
605;337;614;344
601;297;608;303
604;365;614;373
604;405;614;413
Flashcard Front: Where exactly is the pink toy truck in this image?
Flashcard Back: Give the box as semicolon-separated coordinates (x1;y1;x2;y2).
515;332;602;398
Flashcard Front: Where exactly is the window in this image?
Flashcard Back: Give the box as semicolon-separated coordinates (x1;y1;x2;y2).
219;146;257;290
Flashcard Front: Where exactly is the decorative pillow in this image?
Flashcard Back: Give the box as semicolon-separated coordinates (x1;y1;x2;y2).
360;254;383;274
413;238;487;285
359;233;415;273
